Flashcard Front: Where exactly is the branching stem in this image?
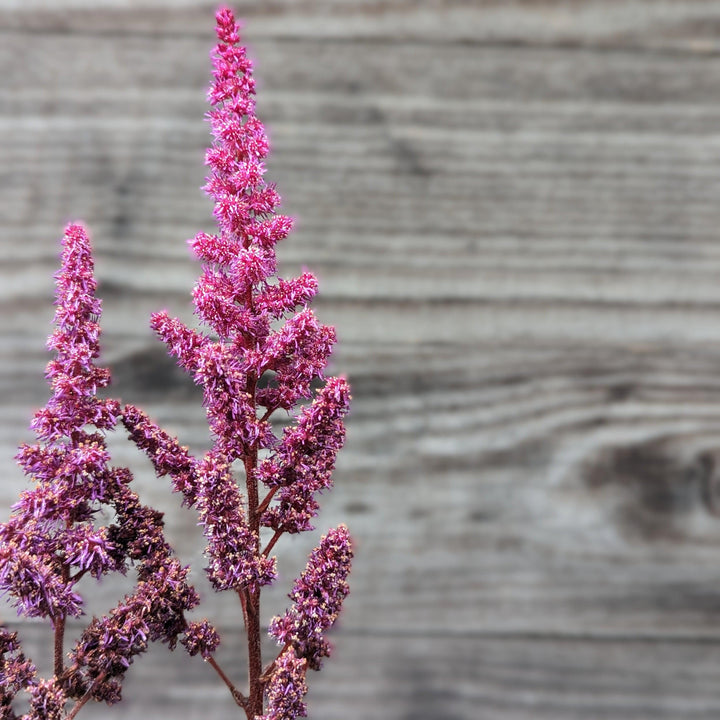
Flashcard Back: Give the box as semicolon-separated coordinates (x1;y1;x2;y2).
66;672;107;720
262;528;283;558
257;487;278;517
206;656;248;709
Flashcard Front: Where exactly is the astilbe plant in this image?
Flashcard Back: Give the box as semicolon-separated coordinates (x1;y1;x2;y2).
0;7;352;719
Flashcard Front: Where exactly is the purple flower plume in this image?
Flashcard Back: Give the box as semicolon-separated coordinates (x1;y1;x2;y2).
128;4;350;612
0;225;121;622
33;223;119;441
260;377;351;534
0;225;206;713
269;525;353;670
123;8;353;715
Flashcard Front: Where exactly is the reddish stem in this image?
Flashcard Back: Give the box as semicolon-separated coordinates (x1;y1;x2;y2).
206;656;248;709
244;587;263;717
257;487;278;517
66;672;107;720
259;403;279;424
53;563;70;678
243;372;264;718
262;528;283;558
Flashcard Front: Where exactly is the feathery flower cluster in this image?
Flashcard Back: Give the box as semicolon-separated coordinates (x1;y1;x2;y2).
260;378;351;534
269;525;353;671
0;226;205;716
1;6;352;719
0;224;121;627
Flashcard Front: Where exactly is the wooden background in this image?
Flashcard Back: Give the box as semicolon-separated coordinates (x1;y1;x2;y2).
6;1;720;717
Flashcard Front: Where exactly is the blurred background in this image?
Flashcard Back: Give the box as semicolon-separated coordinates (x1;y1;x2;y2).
5;1;720;718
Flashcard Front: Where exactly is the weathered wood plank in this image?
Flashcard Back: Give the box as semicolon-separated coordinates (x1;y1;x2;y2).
5;343;720;638
6;0;720;53
6;34;720;349
9;620;720;720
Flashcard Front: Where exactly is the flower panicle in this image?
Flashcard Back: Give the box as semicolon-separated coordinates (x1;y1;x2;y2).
260;377;351;534
1;224;205;715
36;223;120;441
0;224;124;624
269;525;353;671
131;7;350;614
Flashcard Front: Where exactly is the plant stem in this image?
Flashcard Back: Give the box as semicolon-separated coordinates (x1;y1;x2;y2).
53;563;69;678
53;614;65;679
206;656;247;709
244;588;263;717
66;672;106;720
261;529;283;558
257;487;277;517
244;372;263;718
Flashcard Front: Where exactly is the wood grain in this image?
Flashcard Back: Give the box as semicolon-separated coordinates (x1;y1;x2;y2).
11;620;720;720
5;1;720;718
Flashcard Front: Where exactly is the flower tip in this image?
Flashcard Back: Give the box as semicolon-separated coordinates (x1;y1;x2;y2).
62;222;91;247
331;522;352;543
150;309;170;322
64;221;87;233
215;5;241;44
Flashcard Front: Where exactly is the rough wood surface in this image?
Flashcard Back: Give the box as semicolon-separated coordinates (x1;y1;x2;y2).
4;1;720;718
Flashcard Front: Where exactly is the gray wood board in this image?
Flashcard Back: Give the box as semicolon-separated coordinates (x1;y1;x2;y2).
4;1;720;718
10;620;720;720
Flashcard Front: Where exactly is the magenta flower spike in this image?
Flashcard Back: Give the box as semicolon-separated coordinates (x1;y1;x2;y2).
124;6;353;716
2;6;352;719
0;226;203;716
0;224;119;627
269;525;353;671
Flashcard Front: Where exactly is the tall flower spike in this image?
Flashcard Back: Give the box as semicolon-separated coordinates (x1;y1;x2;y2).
34;223;119;441
0;224;121;623
138;5;342;612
